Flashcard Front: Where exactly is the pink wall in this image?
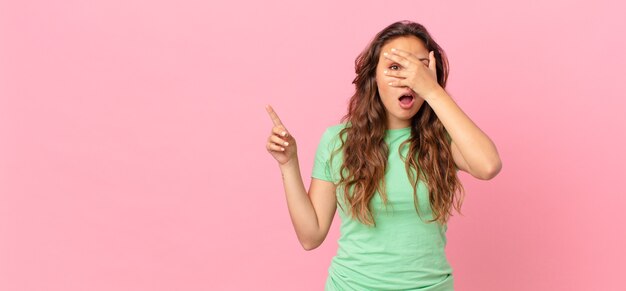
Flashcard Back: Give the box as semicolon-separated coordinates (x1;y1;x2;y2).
1;0;625;290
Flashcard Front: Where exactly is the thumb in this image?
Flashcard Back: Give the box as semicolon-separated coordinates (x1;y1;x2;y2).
428;51;437;72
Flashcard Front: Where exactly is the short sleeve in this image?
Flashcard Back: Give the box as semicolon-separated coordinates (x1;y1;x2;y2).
311;128;335;182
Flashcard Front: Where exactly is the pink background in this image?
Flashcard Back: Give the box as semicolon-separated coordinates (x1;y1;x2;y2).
1;0;625;290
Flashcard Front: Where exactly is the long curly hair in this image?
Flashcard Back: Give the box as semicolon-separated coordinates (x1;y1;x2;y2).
333;20;464;226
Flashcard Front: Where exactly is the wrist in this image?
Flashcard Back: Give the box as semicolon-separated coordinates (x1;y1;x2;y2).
423;86;447;103
279;155;300;170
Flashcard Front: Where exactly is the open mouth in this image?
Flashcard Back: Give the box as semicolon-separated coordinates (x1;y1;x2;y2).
398;91;415;109
399;94;414;104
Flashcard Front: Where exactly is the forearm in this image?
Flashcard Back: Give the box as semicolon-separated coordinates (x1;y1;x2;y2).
424;88;502;177
278;157;322;248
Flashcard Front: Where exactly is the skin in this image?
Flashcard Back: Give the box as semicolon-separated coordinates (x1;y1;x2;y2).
381;38;502;180
265;105;337;250
265;34;503;250
376;35;433;129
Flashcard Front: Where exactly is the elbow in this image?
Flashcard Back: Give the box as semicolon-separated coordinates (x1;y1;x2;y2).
299;235;324;251
300;239;322;251
301;243;319;251
475;159;502;180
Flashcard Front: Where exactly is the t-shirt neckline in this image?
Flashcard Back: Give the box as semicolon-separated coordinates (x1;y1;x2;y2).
385;126;411;138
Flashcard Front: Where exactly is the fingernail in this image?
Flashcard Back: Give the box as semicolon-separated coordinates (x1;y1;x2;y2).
284;142;289;146
281;131;287;136
388;82;392;85
281;147;285;151
391;48;396;52
383;70;388;74
383;52;388;56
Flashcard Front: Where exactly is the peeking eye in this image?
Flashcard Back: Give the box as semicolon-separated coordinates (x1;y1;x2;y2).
390;64;400;70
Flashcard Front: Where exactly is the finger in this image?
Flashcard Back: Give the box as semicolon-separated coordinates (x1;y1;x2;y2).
390;48;422;64
382;51;411;68
387;78;406;87
272;125;289;138
383;69;406;78
265;105;284;127
267;143;286;152
269;135;290;147
392;48;433;69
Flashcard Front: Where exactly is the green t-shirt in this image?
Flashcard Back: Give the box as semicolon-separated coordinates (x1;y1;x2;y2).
312;123;454;291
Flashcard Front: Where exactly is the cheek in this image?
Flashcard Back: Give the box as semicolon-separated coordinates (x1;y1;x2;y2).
376;72;390;87
377;86;394;105
375;70;396;100
377;70;399;90
375;66;390;83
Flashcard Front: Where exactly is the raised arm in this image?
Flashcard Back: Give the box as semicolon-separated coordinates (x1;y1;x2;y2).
383;48;502;180
265;105;337;250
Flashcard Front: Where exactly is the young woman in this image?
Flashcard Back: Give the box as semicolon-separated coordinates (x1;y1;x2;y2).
265;20;501;291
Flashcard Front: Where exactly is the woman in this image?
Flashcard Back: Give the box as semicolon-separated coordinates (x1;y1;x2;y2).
265;20;501;291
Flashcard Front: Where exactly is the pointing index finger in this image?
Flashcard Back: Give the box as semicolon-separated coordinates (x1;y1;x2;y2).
265;105;284;126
